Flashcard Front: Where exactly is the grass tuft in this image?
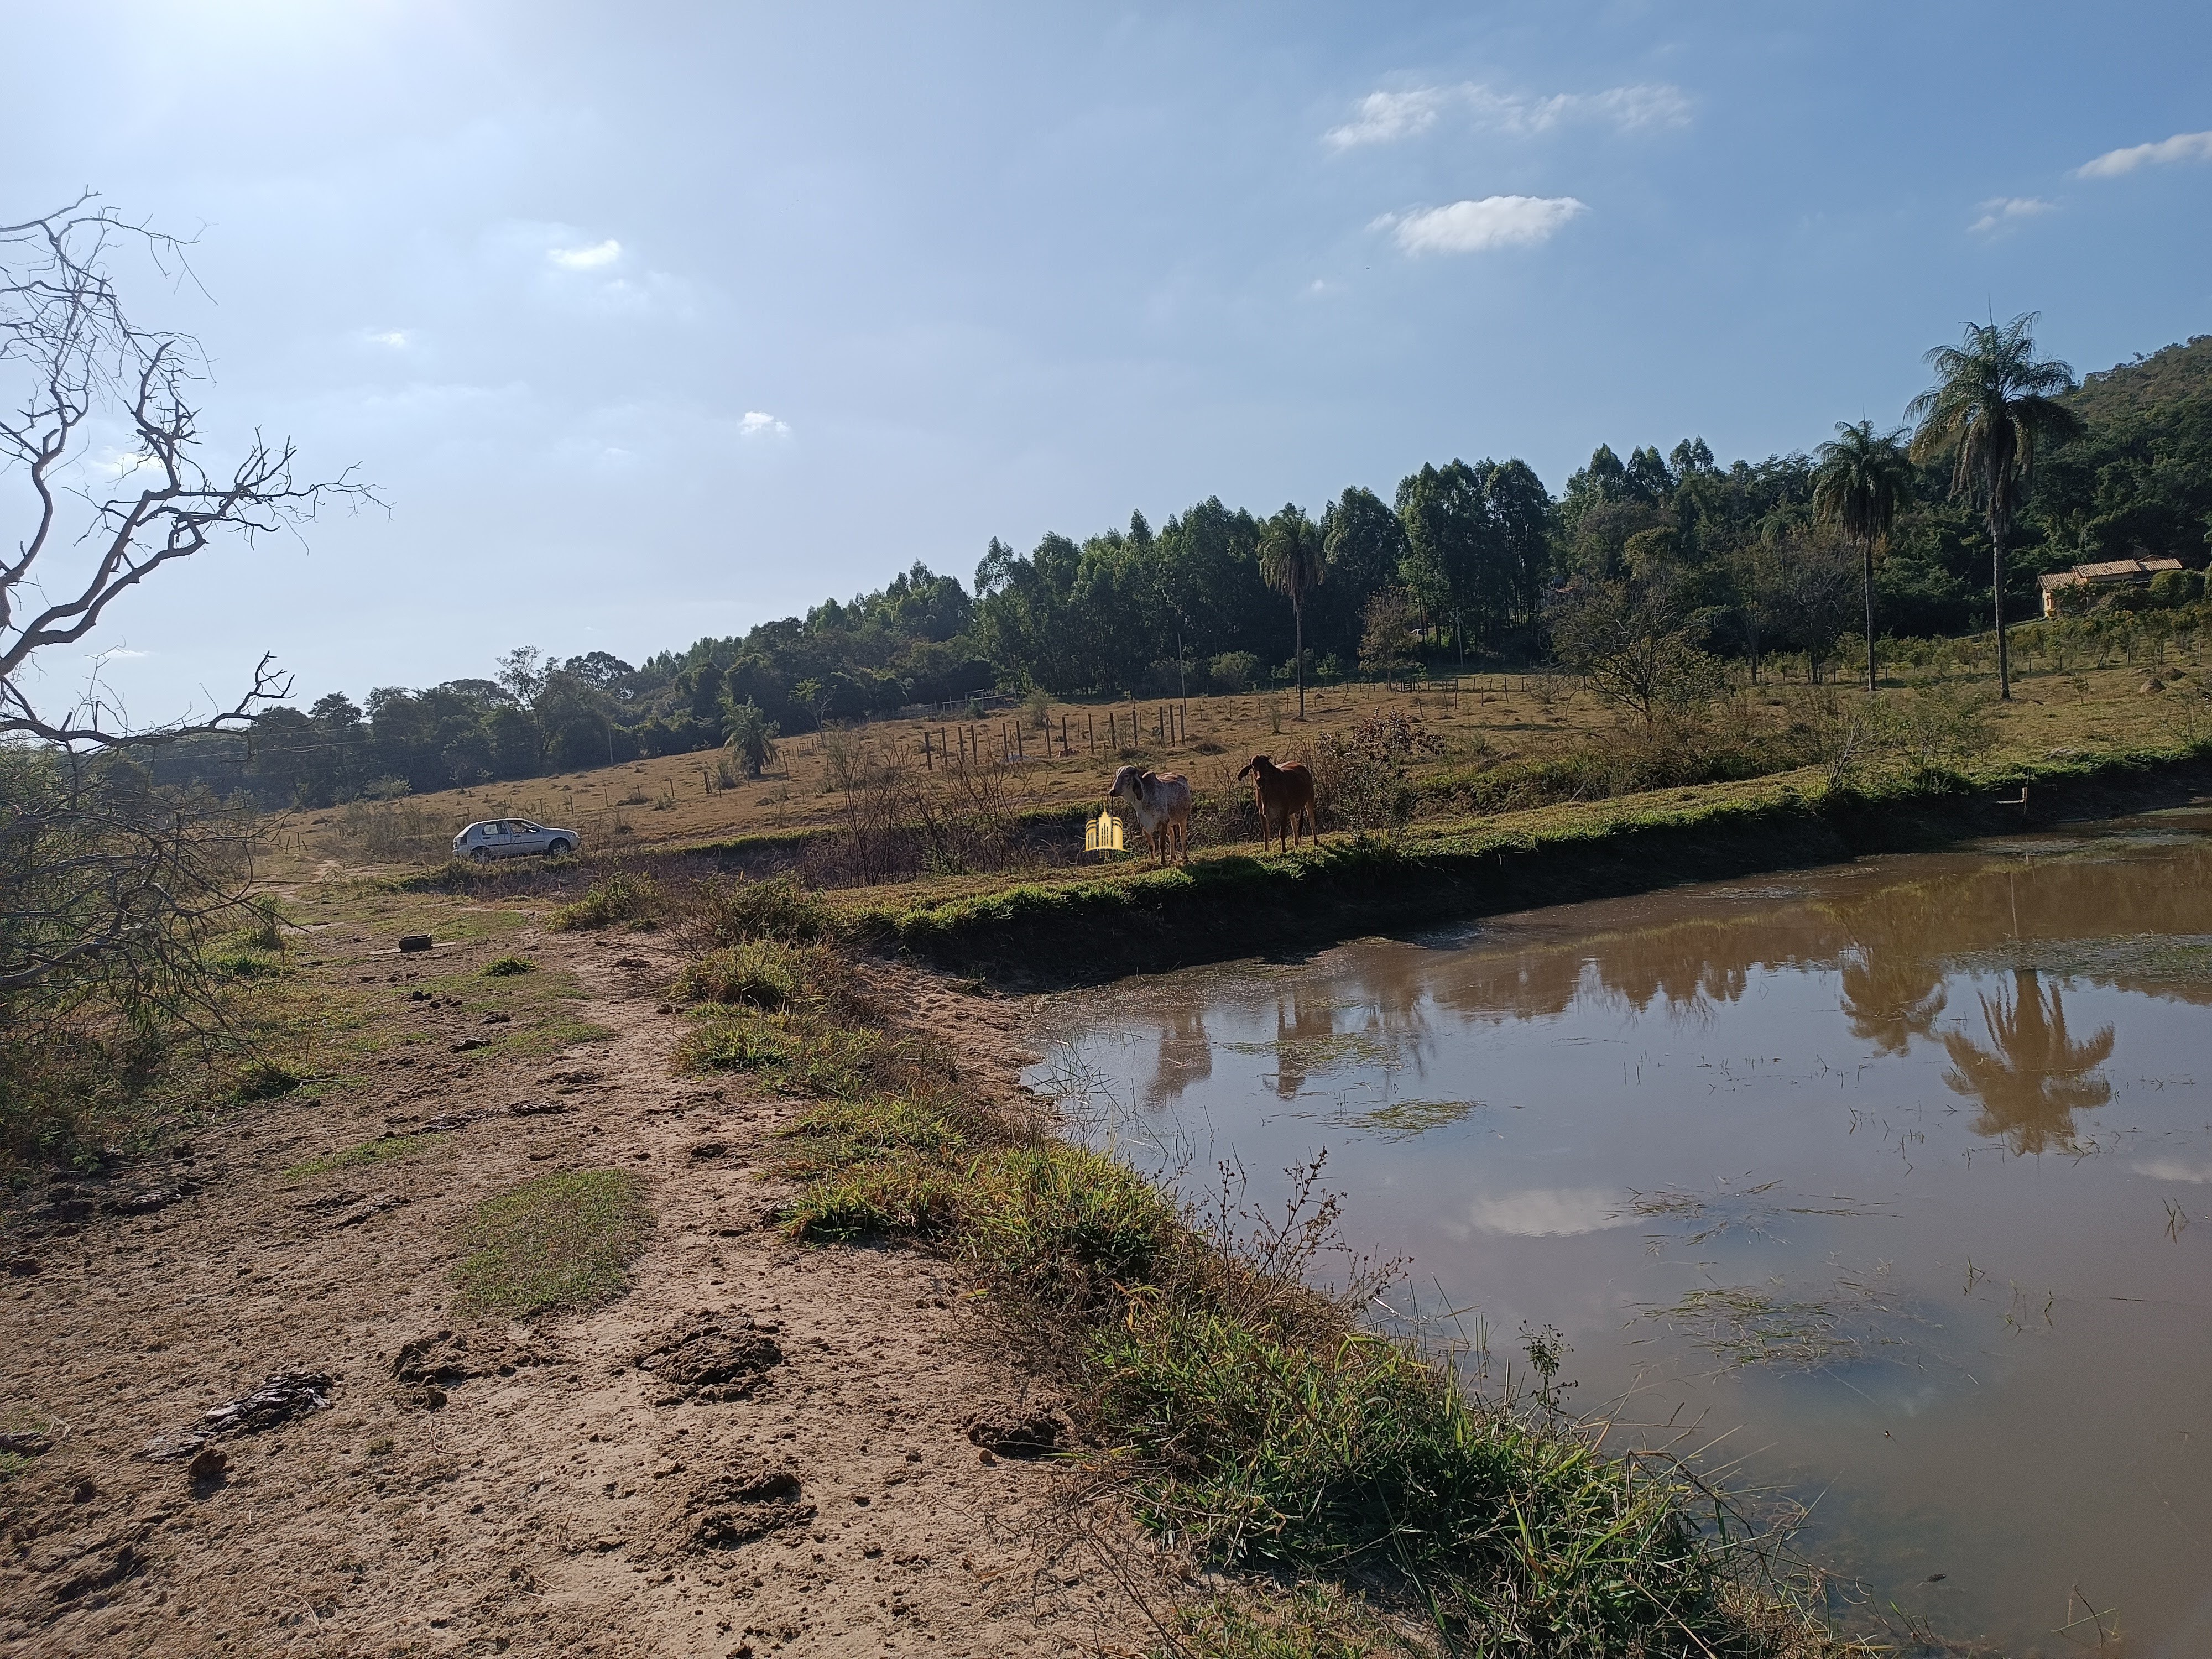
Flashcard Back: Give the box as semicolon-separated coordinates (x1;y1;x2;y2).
677;1006;885;1096
1159;1593;1381;1659
482;954;537;977
453;1167;650;1319
687;874;833;945
552;871;662;931
677;937;804;1008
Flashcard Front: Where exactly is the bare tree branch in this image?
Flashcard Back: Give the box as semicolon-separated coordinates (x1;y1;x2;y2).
2;195;379;750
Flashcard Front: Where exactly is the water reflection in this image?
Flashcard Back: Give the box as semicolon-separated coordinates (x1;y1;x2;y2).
1270;990;1338;1098
1145;1005;1212;1107
1038;815;2212;1656
1940;968;2115;1154
1838;945;1949;1055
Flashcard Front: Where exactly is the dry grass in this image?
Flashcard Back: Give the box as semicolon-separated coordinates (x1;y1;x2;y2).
259;650;2212;886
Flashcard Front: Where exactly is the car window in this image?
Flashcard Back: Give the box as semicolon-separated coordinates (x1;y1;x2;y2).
518;821;541;833
489;821;508;834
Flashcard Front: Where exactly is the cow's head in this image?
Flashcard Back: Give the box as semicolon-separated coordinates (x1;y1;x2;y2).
1108;764;1144;802
1236;755;1275;781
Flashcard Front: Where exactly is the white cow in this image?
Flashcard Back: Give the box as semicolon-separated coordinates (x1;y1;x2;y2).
1107;765;1193;867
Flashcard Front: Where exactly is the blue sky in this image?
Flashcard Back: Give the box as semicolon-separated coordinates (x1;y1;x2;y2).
8;1;2211;723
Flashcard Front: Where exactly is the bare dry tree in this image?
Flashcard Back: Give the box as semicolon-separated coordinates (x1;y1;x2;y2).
2;197;371;1091
3;194;373;748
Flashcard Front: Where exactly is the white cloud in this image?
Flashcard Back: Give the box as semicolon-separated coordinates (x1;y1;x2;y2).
2074;129;2212;179
364;328;411;348
547;238;622;270
1327;81;1688;149
1325;87;1449;149
1455;1187;1632;1238
1375;195;1588;255
2133;1158;2212;1183
738;410;791;438
1575;84;1694;132
1969;196;2056;234
90;448;159;480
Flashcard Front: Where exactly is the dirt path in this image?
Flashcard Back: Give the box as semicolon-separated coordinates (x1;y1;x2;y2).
1;922;1184;1656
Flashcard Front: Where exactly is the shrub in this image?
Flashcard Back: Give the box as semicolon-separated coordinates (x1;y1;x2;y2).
1308;712;1441;834
684;874;832;946
552;870;661;931
1208;651;1261;693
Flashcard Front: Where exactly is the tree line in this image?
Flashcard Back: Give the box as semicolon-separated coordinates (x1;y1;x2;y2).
148;325;2212;805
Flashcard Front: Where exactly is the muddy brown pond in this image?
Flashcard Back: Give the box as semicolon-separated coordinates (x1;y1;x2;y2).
1030;807;2212;1656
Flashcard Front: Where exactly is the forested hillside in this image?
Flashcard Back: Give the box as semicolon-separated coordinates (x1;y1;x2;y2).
151;337;2212;807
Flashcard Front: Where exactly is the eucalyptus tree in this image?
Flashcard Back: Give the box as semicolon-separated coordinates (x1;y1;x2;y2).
1315;486;1410;663
1907;315;2083;699
1812;420;1917;691
1259;504;1327;719
1395;461;1486;659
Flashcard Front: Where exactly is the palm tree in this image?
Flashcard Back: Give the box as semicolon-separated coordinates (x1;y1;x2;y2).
1940;969;2114;1155
1812;420;1916;693
1906;314;2083;700
1259;505;1327;720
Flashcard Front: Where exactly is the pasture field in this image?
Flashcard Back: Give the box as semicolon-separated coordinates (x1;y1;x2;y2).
268;643;2209;882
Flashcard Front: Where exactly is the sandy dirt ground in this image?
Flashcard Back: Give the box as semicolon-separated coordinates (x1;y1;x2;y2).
0;922;1190;1657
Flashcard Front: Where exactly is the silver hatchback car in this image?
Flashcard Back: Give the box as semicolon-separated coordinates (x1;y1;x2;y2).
452;818;581;862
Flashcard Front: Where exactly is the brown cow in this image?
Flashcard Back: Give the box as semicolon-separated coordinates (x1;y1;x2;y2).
1237;754;1317;853
1108;765;1193;865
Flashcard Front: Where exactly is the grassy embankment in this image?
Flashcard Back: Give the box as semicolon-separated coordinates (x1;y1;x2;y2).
849;740;2212;982
586;870;1852;1656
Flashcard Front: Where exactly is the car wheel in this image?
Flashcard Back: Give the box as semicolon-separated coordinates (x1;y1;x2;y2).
469;847;491;864
546;838;572;857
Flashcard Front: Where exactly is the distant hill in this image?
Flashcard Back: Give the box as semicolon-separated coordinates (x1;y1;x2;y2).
2069;335;2212;422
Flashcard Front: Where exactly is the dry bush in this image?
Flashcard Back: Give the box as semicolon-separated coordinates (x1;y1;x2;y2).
799;733;1053;885
334;796;450;863
1308;712;1443;835
2;751;260;1165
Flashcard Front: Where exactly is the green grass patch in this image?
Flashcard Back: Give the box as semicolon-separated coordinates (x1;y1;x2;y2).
499;1015;618;1057
678;1007;884;1095
453;1167;650;1319
482;954;538;977
207;948;287;980
285;1129;446;1179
